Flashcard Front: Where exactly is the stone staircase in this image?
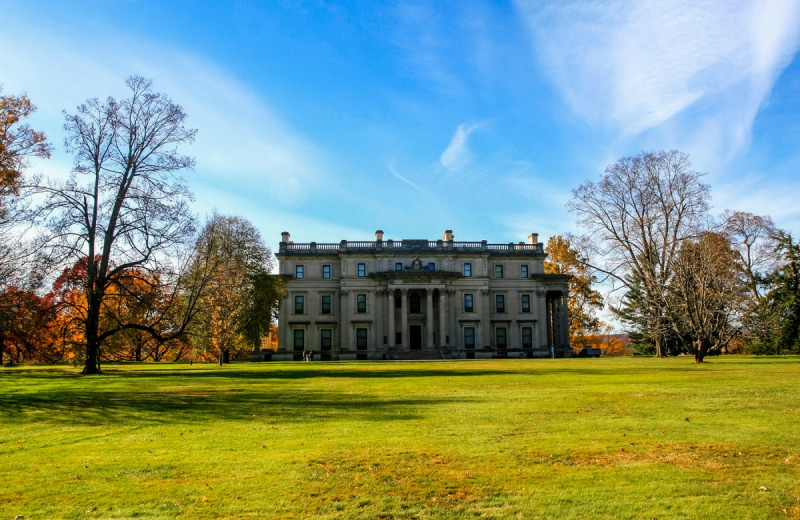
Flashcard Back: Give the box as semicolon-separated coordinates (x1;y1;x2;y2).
386;347;443;360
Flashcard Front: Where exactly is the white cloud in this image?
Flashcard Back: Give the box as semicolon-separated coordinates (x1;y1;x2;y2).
515;0;800;153
440;123;479;172
0;14;325;209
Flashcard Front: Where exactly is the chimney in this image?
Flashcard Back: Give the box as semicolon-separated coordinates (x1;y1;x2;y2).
281;231;291;243
375;230;384;241
443;229;454;242
528;233;539;245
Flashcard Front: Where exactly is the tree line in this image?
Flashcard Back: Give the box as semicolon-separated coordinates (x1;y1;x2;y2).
0;77;284;373
2;78;797;370
560;150;799;362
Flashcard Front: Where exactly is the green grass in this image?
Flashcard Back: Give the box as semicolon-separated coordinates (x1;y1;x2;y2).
1;357;799;519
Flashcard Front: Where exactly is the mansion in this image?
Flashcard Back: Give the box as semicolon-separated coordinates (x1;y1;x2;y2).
272;230;570;361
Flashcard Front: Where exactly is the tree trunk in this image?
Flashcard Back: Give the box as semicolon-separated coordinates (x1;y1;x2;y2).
694;340;706;363
654;334;664;358
219;348;230;365
82;291;103;374
650;311;665;357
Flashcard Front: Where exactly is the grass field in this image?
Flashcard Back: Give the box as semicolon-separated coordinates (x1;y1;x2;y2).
1;357;799;519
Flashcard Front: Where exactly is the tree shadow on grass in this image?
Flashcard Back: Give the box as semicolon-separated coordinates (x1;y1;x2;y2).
1;364;523;381
113;367;524;380
0;384;477;426
0;361;723;387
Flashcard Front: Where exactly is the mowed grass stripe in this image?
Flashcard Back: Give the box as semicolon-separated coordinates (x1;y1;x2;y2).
1;357;798;519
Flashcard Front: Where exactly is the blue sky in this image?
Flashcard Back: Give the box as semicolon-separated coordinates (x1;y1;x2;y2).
2;0;800;249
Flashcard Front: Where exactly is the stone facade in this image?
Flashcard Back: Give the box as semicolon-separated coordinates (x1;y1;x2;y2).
274;230;570;361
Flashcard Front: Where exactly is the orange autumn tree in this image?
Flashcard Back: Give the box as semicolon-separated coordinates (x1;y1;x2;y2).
49;256;199;364
101;268;192;362
50;257;94;360
580;325;632;357
1;88;51;290
544;235;604;352
0;87;51;207
0;285;66;364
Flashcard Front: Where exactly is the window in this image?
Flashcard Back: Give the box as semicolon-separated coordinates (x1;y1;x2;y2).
322;265;331;279
395;262;403;271
357;294;367;313
295;265;304;279
320;329;332;350
294;295;304;314
428;262;435;271
464;263;472;277
521;265;528;278
521;294;531;313
496;327;507;348
495;265;504;278
496;295;505;313
321;295;331;314
522;327;532;348
356;328;368;350
464;294;474;312
395;295;402;308
357;263;366;277
293;329;305;351
410;292;421;313
464;327;475;349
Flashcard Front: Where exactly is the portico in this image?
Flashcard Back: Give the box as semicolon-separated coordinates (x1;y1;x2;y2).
383;283;447;350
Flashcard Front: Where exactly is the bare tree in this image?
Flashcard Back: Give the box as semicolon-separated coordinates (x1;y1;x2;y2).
667;232;745;362
723;211;778;299
721;211;782;351
568;150;710;357
35;76;199;374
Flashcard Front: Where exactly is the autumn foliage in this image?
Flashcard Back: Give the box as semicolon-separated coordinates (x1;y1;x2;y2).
544;235;606;353
0;256;200;365
0;88;51;206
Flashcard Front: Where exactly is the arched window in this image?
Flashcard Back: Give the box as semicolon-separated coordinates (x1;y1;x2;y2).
410;292;421;313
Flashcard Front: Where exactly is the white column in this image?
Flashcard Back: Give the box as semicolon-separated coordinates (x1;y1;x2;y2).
375;290;383;355
400;289;408;348
387;290;395;346
535;290;546;349
480;288;491;348
340;290;350;351
439;290;447;346
426;288;435;347
560;293;570;352
475;297;483;349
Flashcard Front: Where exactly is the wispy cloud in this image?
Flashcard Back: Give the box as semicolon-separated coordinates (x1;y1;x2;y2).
440;123;479;172
387;163;428;196
514;0;800;154
0;15;324;209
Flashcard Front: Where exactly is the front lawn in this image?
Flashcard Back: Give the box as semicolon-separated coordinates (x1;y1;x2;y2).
1;357;798;519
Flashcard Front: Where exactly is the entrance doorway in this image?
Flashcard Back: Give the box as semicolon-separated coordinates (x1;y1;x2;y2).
410;325;422;350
